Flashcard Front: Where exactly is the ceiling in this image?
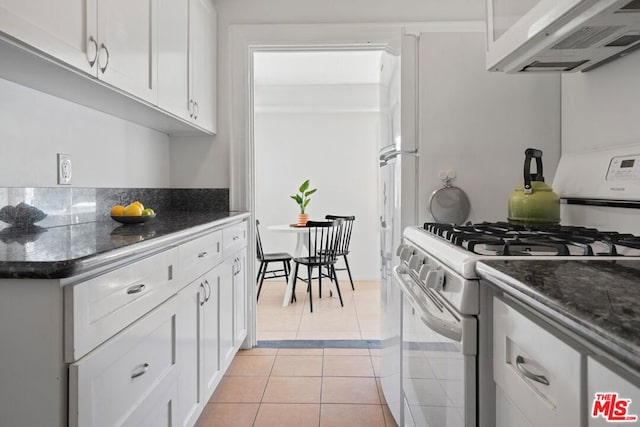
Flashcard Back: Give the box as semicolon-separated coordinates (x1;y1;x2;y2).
253;50;383;86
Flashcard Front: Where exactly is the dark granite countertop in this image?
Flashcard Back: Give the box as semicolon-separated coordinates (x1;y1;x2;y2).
477;260;640;372
0;211;250;279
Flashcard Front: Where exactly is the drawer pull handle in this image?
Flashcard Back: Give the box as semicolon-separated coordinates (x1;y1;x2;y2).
515;355;549;386
131;363;149;379
198;251;208;258
233;236;240;241
204;279;211;302
126;284;146;295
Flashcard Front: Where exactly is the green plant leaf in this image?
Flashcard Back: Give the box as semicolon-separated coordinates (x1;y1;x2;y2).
299;179;310;193
303;199;311;208
304;188;317;196
294;194;303;204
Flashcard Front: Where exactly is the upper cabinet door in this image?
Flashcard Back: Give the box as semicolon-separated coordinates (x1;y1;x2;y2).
189;0;216;133
158;0;190;121
96;0;157;104
0;0;98;75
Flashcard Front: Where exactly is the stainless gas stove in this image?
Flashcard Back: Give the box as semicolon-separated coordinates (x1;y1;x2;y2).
385;144;640;427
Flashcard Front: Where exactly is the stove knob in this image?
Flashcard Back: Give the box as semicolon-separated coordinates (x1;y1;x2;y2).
396;244;407;256
408;254;425;270
418;264;431;281
399;246;414;262
426;268;446;291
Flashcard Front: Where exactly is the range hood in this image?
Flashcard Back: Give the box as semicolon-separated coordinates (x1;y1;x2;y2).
487;0;640;73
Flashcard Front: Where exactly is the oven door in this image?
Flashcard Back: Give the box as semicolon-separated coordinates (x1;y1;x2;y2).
394;266;477;427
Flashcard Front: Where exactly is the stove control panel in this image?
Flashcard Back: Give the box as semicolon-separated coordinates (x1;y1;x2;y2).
607;154;640;181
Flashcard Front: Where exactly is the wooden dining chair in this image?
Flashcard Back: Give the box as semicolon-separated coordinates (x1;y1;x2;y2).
325;215;356;290
256;220;292;301
291;219;344;313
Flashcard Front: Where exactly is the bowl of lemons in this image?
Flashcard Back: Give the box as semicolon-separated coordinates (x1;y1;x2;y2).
110;201;156;224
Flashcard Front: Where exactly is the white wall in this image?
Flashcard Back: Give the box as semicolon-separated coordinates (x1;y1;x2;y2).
254;83;381;281
561;52;640;154
0;78;170;188
169;0;486;189
416;32;562;224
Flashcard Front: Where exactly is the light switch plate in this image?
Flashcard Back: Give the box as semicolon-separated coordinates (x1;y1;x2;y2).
57;153;72;185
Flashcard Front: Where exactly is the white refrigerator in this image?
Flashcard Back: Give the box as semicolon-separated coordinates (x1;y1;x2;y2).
378;29;561;426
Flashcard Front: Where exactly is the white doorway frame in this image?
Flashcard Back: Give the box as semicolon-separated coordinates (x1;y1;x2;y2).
228;21;483;347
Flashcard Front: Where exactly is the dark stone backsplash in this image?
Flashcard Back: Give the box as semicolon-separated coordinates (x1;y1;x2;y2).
0;187;229;229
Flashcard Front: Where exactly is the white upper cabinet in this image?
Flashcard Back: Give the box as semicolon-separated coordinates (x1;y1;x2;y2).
188;0;217;133
94;0;157;103
158;0;190;121
0;0;216;135
0;0;97;74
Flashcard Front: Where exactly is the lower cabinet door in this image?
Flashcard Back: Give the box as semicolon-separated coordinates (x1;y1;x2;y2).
176;280;203;427
202;265;222;400
69;296;179;427
234;249;247;347
588;357;640;426
122;372;179;427
219;255;235;370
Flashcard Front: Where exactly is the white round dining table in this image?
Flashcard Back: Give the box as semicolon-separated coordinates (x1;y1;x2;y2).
266;224;338;307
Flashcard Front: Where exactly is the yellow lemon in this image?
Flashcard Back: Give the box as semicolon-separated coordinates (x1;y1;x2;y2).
123;204;143;216
132;201;144;210
141;208;155;216
110;205;125;216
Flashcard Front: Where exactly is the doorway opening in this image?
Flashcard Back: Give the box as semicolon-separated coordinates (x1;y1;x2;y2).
252;48;386;342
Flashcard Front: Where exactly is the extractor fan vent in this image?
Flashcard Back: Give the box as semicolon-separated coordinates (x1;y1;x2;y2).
618;0;640;12
552;26;624;49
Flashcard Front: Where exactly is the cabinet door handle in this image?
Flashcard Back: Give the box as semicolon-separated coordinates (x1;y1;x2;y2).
131;363;149;379
126;284;146;295
87;36;98;67
198;251;208;258
99;43;110;73
193;101;199;119
200;283;206;306
204;279;211;302
515;355;550;386
189;99;194;117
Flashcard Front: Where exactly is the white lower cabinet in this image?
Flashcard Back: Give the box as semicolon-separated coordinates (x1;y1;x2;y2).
69;292;180;427
234;249;248;347
219;254;235;370
175;280;203;427
493;297;584;427
0;217;249;427
201;264;222;401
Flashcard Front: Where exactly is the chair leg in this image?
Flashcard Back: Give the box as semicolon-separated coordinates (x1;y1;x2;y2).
291;262;299;303
256;262;266;301
307;265;313;313
283;260;290;282
332;265;344;307
256;261;264;283
318;266;322;299
343;255;355;290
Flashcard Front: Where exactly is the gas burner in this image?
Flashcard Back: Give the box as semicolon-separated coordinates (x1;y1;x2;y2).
422;222;640;256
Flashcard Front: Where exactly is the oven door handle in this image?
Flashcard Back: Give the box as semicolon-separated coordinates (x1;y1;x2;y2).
393;266;463;342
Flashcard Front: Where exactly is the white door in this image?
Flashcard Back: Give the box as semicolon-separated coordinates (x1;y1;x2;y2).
95;0;158;103
0;0;98;74
158;0;190;120
188;0;216;132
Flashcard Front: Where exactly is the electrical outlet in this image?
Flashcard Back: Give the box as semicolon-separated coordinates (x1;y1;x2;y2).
57;153;72;185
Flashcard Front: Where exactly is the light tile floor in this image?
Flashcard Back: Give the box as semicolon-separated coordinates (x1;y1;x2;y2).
194;280;394;426
256;279;381;341
196;347;398;427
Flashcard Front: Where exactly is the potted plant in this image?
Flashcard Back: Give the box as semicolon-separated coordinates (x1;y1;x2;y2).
290;179;317;225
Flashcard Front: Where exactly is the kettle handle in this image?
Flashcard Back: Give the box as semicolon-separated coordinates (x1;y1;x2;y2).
524;148;544;194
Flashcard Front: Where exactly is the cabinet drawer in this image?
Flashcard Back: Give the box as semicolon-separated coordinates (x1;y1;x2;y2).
69;297;178;427
66;248;179;361
223;221;247;256
178;231;222;284
178;230;222;285
493;297;583;427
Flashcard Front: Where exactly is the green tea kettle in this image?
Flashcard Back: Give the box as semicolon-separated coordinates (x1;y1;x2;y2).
508;148;560;227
